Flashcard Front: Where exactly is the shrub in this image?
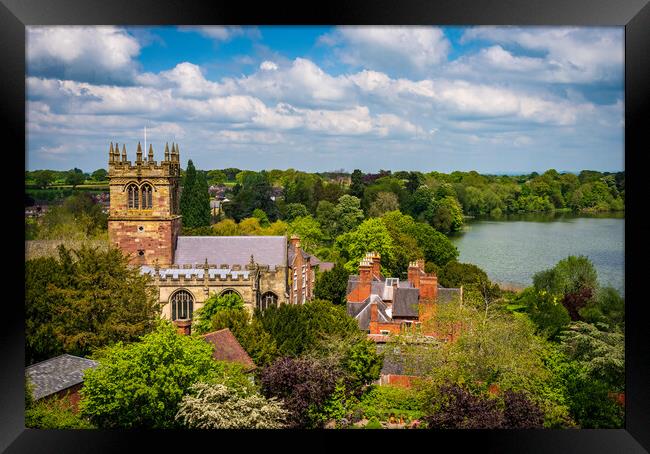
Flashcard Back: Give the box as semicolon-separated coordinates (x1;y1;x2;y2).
175;382;288;429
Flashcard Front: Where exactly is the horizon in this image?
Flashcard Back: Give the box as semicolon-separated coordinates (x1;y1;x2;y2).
26;26;624;173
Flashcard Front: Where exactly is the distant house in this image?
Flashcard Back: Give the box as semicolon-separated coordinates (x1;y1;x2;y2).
202;328;256;372
346;252;462;339
25;354;98;411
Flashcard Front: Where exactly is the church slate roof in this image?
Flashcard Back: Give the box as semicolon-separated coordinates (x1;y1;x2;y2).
202;328;256;371
175;236;287;267
25;354;98;400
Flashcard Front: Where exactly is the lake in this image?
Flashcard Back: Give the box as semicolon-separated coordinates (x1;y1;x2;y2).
449;212;625;295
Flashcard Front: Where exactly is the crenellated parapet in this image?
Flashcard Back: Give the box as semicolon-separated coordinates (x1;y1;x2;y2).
108;141;181;178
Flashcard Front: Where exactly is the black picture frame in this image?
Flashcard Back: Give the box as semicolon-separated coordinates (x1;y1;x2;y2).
4;0;648;451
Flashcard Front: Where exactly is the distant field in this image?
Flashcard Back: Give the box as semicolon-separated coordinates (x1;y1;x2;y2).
25;239;109;261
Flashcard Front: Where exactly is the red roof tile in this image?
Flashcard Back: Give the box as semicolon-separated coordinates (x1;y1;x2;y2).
201;328;256;371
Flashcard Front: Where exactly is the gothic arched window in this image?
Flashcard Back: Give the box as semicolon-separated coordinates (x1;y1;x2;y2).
127;183;139;209
220;289;240;298
259;292;278;311
170;290;194;321
141;183;153;209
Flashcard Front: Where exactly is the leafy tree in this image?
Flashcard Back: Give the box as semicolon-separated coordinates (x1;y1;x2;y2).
33;170;55;188
559;322;624;391
193;292;244;335
225;171;279;221
25;245;160;364
259;356;341;428
367;191;400;218
316;200;338;239
80;321;250;428
256;299;359;357
251;208;270;227
423;382;544;429
335;218;394;273
288;215;323;253
314;262;350;305
424;195;464;234
438;261;489;288
282;203;310;221
341;338;383;392
515;288;571;339
25;395;95;429
334;195;365;235
206;169;226;186
175;382;288;429
349;169;365;198
212;218;240;236
65;168;85;188
91;168;108;181
579;286;625;331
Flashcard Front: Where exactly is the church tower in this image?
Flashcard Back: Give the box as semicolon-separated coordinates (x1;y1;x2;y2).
108;141;182;266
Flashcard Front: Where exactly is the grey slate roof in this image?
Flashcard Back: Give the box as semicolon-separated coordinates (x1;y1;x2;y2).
392;287;420;318
347;295;390;330
175;236;287;267
287;243;310;265
25;354;98;400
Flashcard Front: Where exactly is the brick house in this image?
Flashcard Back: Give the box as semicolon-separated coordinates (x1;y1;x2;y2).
25;354;98;413
346;252;462;338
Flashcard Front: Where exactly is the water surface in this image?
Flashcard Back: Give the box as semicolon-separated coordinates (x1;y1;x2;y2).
449;212;624;295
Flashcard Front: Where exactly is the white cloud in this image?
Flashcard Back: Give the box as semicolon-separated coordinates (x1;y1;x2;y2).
260;61;278;71
179;26;261;42
461;27;623;83
27;26;141;84
320;26;450;74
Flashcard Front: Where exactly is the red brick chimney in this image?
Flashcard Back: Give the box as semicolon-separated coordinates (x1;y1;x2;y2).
349;258;373;302
290;234;301;250
369;300;379;334
370;251;381;279
419;273;438;302
407;261;421;288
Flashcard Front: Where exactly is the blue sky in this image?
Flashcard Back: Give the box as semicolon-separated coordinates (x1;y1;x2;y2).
26;26;624;174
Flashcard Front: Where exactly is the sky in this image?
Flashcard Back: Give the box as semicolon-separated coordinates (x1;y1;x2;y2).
25;26;624;174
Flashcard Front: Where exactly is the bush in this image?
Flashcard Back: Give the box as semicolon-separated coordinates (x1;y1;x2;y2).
193;292;244;335
175;382;288;429
356;385;425;422
25;396;95;429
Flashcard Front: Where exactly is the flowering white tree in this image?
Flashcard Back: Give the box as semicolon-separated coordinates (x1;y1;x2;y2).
175;383;289;429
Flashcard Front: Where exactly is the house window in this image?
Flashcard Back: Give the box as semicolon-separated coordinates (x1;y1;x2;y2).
260;292;278;311
293;271;297;290
380;330;390;335
141;183;153;209
127;183;139;209
302;292;306;304
171;290;193;321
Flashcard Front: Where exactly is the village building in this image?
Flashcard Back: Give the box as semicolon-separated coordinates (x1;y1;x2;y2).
201;328;256;372
25;354;98;412
346;252;462;336
107;141;319;334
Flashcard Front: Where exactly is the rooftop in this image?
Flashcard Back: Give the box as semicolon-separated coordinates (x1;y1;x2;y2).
25;354;98;400
175;236;287;268
202;328;256;371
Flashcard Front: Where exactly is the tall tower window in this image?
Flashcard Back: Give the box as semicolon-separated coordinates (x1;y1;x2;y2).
259;292;278;311
141;183;153;209
171;290;194;321
127;184;139;209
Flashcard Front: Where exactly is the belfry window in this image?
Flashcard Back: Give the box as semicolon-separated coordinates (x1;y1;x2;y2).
141;183;153;209
127;184;139;209
259;292;278;311
171;290;194;321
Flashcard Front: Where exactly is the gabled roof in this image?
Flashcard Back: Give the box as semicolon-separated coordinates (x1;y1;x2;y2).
175;236;287;267
202;328;256;371
25;354;98;400
392;287;420;318
287;242;311;265
347;295;390;330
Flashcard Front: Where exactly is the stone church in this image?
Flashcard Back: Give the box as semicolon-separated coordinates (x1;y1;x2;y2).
107;141;317;334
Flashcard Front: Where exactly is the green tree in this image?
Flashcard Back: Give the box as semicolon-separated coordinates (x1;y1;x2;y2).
80;321;250;428
515;288;571;339
335;218;394;273
193;292;245;335
282;203;310;221
288;216;323;253
252;208;270;227
65;168;85;188
349;169;365;198
367;192;400;218
334;195;365;235
206;170;226;186
33;170;55;188
91;168;108;181
25;245;160;364
175;382;288;429
180;160;198;225
579;286;624;331
314;263;350;305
